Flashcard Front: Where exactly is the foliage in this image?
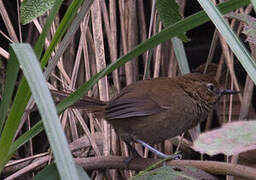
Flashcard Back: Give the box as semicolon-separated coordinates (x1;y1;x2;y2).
0;0;255;179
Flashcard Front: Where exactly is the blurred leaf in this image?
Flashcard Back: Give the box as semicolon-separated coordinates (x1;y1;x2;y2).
0;1;92;169
20;0;55;24
193;121;256;156
35;163;90;180
9;44;81;179
10;1;65;145
132;166;197;180
35;163;61;180
156;0;188;42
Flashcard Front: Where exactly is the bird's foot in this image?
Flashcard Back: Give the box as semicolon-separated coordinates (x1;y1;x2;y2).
161;154;182;166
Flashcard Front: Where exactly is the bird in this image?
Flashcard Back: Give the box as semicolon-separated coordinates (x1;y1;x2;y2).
52;64;239;159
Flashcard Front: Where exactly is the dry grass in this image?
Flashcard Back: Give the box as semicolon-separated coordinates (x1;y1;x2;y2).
0;0;255;179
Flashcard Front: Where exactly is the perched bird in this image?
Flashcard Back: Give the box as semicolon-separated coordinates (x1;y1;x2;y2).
52;64;239;158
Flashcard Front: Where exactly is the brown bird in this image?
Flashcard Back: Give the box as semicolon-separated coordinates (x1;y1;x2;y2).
52;66;239;158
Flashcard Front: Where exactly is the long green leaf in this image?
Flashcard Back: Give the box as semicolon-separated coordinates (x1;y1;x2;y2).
9;121;44;156
40;0;85;68
197;0;256;85
34;0;64;58
171;37;190;74
44;0;94;79
0;0;88;172
0;53;30;171
9;43;80;180
9;0;94;156
0;50;19;134
0;0;64;160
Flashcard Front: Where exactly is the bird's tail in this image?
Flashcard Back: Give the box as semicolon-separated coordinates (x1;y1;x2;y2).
51;90;106;117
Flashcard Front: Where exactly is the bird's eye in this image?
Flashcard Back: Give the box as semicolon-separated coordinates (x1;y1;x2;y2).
207;83;215;92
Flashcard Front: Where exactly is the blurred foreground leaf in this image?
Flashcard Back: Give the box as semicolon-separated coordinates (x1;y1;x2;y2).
132;166;217;180
193;121;256;156
35;163;90;180
0;43;81;179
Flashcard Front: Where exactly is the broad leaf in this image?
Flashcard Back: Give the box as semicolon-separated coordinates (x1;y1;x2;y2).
21;0;55;24
193;121;256;156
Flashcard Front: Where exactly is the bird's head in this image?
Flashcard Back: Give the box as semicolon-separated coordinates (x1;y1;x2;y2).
180;73;239;108
196;75;239;107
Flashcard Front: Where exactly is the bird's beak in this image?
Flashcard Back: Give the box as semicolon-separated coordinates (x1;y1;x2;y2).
221;89;240;95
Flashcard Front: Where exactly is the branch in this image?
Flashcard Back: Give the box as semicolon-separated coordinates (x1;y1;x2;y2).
3;155;256;180
76;156;256;180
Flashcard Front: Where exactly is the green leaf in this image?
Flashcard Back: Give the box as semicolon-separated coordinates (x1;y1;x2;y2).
35;163;61;180
20;0;55;25
193;121;256;156
39;0;85;68
0;1;66;166
0;49;31;171
156;0;188;41
9;121;44;157
132;166;196;180
6;0;87;147
7;43;81;179
0;48;19;134
0;1;93;170
43;0;93;78
35;163;90;180
33;0;64;58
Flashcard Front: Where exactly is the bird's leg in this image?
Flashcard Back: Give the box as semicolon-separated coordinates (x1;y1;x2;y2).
136;139;168;158
135;139;182;166
123;141;142;168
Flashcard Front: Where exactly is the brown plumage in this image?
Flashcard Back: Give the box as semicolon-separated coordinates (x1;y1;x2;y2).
67;71;238;145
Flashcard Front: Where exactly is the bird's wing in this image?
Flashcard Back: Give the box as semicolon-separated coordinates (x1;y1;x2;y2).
105;95;167;120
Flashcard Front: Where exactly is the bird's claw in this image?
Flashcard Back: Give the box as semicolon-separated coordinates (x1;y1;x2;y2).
162;153;182;166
